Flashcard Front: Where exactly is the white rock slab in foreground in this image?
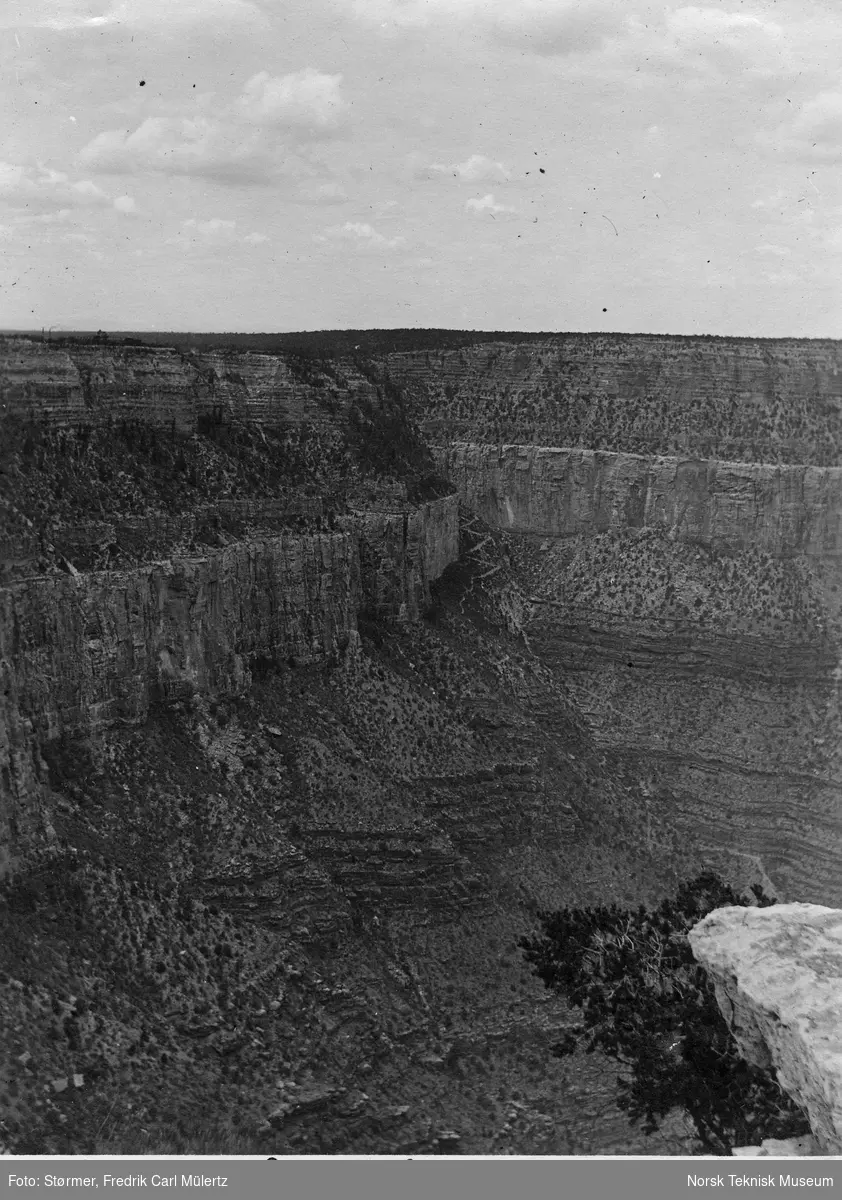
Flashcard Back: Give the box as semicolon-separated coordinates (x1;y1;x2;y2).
732;1136;818;1157
688;903;842;1154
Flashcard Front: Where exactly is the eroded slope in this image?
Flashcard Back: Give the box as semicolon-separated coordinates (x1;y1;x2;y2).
0;524;710;1156
385;335;842;464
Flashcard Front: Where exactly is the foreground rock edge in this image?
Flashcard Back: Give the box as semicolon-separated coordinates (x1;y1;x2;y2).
689;903;842;1154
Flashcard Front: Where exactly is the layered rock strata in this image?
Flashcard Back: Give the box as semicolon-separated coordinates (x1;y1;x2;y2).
11;334;842;465
0;338;377;431
341;497;459;619
0;496;460;875
437;443;842;557
689;904;842;1153
435;442;842;906
0;534;359;868
385;335;842;464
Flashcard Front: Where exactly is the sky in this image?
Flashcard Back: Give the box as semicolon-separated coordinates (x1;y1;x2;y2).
2;0;842;335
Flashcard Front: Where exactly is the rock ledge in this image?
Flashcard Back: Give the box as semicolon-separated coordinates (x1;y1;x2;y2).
689;903;842;1153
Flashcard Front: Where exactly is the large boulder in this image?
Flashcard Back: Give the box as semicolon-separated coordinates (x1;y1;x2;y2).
689;903;842;1153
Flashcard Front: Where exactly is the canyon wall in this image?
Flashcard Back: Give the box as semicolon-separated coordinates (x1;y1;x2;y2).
435;440;842;906
343;496;460;619
9;333;842;465
0;497;460;875
0;533;360;871
7;332;842;904
0;337;463;872
437;443;842;557
6;333;842;1154
689;904;842;1154
0;337;377;431
386;335;842;465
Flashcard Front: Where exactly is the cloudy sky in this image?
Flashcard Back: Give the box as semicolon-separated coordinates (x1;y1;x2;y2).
2;0;842;334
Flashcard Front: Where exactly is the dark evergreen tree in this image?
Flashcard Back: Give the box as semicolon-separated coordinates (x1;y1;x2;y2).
519;872;810;1154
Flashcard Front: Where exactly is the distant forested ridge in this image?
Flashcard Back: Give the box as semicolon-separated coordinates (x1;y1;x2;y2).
6;328;842;358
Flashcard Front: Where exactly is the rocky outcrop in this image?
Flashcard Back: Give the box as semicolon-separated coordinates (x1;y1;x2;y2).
7;533;361;727
732;1136;819;1157
689;904;842;1154
0;337;377;431
433;440;842;907
438;444;842;558
13;334;842;465
386;335;842;465
342;496;460;620
0;533;360;866
0;495;460;875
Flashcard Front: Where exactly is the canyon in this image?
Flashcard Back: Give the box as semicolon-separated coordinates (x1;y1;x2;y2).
2;331;841;1156
433;441;842;905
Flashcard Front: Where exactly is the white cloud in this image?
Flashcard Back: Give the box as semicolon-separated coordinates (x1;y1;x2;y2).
0;161;136;216
166;217;273;249
751;190;786;210
24;209;74;224
300;181;349;205
78;70;347;184
583;4;788;88
80;117;263;181
349;0;788;77
184;217;236;235
761;268;799;285
772;91;842;162
348;0;626;55
426;154;510;182
755;243;791;257
314;221;405;250
2;0;259;30
69;179;110;202
465;193;518;217
236;69;345;132
666;6;781;44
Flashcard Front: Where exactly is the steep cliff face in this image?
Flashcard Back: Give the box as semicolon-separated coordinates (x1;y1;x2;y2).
385;335;842;464
433;441;842;905
0;508;697;1158
0;337;377;431
438;444;842;557
13;335;842;465
343;497;460;619
0;533;361;867
689;904;842;1154
0;495;460;874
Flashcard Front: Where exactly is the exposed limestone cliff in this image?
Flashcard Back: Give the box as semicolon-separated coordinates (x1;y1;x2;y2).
0;495;460;875
0;509;692;1157
0;532;360;869
432;440;842;906
385;335;842;465
689;904;842;1154
342;497;459;619
13;334;842;466
0;337;376;431
438;443;842;557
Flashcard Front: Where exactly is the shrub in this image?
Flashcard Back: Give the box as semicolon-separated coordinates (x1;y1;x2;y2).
519;872;810;1154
